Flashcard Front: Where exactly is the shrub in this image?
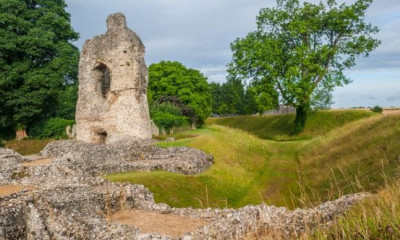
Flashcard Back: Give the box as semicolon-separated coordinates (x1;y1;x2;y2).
0;140;4;148
29;118;74;139
152;102;182;116
0;127;15;140
371;105;383;114
148;61;212;126
150;103;189;132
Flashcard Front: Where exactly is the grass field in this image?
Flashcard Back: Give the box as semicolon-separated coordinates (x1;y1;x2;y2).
106;110;400;211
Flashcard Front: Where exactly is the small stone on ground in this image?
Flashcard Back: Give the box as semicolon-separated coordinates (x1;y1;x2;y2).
21;158;53;167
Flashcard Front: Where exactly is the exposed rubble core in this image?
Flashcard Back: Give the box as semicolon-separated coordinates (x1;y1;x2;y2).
0;145;368;239
76;13;152;144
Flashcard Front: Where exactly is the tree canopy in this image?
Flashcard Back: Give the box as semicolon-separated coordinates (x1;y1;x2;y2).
228;0;380;132
0;0;79;136
210;78;261;115
148;61;212;126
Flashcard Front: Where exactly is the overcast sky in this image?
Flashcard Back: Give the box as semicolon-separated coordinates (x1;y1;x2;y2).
65;0;400;108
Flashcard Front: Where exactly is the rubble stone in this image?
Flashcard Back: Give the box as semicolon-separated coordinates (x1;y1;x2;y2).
0;144;368;239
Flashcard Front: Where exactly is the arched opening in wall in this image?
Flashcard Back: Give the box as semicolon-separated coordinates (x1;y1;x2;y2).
95;63;111;98
93;129;107;144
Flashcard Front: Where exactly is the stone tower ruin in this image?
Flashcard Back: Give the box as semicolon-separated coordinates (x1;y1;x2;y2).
76;13;152;144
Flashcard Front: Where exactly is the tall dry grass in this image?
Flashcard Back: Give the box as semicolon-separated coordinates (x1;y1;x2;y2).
298;115;400;204
303;179;400;239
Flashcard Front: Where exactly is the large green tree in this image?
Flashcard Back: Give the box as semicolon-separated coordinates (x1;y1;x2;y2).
148;61;212;126
228;0;380;133
0;0;79;139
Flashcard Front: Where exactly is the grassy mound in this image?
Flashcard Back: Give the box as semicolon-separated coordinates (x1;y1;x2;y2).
299;115;400;204
207;110;374;140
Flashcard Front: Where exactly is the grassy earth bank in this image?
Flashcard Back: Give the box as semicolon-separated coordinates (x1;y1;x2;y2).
106;111;400;210
107;126;300;208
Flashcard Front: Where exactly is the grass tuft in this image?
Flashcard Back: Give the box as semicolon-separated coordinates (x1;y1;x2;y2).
304;180;400;239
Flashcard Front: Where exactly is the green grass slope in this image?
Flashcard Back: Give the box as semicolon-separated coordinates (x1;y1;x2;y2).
207;110;374;140
106;127;300;209
106;111;400;213
299;115;400;204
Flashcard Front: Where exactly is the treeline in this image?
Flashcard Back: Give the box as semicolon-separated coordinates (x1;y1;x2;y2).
148;62;263;133
210;79;261;116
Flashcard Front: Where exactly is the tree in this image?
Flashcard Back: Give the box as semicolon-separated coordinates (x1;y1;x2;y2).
0;0;79;139
224;78;246;114
228;0;380;133
148;61;212;126
243;86;263;115
55;84;78;120
210;79;246;115
210;82;224;114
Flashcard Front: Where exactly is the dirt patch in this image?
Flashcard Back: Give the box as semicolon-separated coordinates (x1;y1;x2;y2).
21;158;54;167
108;210;207;237
177;134;199;140
383;109;400;115
0;185;33;197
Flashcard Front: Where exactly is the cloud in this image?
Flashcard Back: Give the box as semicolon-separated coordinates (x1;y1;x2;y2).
361;95;377;100
65;0;400;108
387;94;400;101
198;66;228;83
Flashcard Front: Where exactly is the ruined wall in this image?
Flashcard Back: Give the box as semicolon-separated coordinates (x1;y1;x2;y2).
76;13;152;144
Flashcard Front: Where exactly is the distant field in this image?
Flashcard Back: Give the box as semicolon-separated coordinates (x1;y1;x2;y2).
383;109;400;115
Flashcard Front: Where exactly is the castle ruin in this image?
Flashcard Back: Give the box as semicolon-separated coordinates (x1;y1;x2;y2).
75;13;152;144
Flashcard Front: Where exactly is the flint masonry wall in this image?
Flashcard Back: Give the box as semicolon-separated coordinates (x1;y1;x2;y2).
76;13;152;144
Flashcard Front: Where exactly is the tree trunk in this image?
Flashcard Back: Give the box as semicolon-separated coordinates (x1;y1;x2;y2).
294;105;309;134
16;128;28;141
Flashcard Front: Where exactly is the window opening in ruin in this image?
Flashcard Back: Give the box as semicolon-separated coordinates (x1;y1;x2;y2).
95;63;111;98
